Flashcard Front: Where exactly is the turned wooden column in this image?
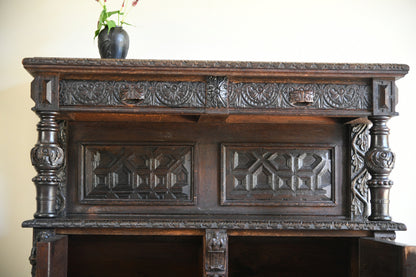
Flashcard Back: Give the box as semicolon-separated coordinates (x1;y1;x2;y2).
31;112;64;218
365;116;395;221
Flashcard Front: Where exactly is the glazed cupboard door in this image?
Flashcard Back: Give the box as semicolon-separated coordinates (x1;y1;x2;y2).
35;235;68;277
359;238;416;277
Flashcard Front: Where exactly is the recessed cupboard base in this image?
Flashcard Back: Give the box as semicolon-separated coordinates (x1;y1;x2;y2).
22;58;415;276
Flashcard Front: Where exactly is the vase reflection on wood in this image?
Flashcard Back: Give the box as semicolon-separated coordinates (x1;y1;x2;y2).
98;26;129;59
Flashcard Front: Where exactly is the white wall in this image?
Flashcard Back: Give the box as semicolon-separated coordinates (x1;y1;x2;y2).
1;0;415;275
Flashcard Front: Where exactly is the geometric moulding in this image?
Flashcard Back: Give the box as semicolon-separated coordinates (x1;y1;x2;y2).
221;144;335;206
82;144;194;205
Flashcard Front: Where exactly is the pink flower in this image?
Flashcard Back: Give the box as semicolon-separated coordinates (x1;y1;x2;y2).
122;0;125;7
132;0;139;7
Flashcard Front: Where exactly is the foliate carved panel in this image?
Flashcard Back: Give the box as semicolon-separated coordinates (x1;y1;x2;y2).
229;83;371;109
82;144;194;204
350;124;371;220
205;229;228;277
56;121;67;216
60;80;206;107
221;144;334;206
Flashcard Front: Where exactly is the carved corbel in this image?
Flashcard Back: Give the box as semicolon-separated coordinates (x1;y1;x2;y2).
204;229;228;277
31;112;64;218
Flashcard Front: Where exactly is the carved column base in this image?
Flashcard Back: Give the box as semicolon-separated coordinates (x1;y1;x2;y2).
368;183;392;221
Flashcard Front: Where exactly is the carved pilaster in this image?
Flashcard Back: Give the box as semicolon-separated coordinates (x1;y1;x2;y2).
204;229;228;277
350;123;371;220
29;229;55;277
365;116;394;221
31;112;64;218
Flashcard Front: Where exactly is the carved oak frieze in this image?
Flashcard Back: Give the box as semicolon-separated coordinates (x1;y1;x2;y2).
229;83;371;109
59;78;371;112
60;80;206;107
221;144;334;206
82;144;194;204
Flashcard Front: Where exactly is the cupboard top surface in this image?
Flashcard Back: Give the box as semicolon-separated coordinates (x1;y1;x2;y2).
22;57;409;79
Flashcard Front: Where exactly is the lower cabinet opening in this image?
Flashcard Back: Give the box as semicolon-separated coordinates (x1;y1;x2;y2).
67;235;203;277
229;237;354;277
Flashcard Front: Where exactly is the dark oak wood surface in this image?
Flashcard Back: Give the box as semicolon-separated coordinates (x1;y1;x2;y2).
22;58;414;276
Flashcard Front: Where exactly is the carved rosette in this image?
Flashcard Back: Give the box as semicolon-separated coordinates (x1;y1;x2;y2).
350;123;371;220
365;116;394;221
206;76;228;108
204;229;228;277
31;112;64;218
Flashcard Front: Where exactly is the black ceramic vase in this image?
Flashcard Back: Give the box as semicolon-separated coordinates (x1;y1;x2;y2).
98;26;129;59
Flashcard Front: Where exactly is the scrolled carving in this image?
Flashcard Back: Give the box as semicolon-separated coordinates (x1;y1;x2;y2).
350;123;371;219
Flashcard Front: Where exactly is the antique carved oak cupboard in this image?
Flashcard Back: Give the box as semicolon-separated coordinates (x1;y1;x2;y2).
22;58;415;276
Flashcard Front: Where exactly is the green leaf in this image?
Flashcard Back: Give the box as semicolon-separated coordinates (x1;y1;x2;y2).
99;9;107;23
121;21;134;26
106;20;117;33
107;10;120;17
94;29;101;39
